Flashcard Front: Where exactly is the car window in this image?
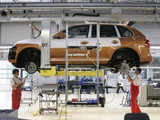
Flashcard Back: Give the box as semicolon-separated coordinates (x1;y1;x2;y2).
68;25;89;38
92;25;117;38
117;26;133;37
53;25;89;39
100;25;117;37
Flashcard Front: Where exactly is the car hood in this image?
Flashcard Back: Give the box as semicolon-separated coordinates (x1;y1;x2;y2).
14;39;41;46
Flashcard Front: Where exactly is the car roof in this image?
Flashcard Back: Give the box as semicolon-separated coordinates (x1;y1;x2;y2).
69;23;124;27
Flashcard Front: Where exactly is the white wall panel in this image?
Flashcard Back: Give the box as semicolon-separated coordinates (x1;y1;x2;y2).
0;22;31;45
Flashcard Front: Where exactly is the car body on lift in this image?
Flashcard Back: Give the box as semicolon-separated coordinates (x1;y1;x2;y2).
8;22;152;74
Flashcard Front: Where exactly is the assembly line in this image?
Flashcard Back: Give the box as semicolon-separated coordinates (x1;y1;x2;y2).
1;1;160;120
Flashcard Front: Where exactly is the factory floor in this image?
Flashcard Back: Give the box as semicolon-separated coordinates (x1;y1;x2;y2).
18;93;160;120
18;106;160;120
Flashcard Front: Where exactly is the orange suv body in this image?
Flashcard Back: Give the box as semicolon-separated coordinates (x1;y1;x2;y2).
8;23;152;74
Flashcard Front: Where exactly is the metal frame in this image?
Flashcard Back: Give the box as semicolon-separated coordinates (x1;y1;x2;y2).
38;84;59;114
0;15;160;23
64;22;103;106
40;19;51;70
0;1;160;23
65;23;69;107
38;19;59;114
0;2;160;10
21;69;34;106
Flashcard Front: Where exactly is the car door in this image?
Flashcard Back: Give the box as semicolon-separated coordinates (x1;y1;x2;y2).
50;24;91;65
116;25;135;47
90;24;121;65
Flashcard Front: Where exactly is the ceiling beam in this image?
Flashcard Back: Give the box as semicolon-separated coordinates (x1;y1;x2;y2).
0;2;160;10
0;15;160;23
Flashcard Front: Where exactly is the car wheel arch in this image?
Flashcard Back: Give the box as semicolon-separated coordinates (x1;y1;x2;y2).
111;47;140;65
17;47;41;67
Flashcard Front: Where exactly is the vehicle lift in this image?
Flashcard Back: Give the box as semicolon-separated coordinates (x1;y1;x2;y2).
39;19;106;105
38;19;59;114
64;22;105;107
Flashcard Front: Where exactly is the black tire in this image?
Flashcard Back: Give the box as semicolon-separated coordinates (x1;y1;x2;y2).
124;113;150;120
21;48;40;74
111;50;140;71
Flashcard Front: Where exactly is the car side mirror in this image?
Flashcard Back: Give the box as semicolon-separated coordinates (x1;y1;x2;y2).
53;36;61;39
52;32;66;39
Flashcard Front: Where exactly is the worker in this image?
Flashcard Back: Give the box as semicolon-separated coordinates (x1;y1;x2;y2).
11;69;27;110
126;67;142;113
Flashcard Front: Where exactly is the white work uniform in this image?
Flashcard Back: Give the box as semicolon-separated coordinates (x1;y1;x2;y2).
133;75;142;86
11;76;23;90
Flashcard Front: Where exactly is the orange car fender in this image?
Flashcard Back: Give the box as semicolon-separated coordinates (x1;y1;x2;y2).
15;44;40;63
